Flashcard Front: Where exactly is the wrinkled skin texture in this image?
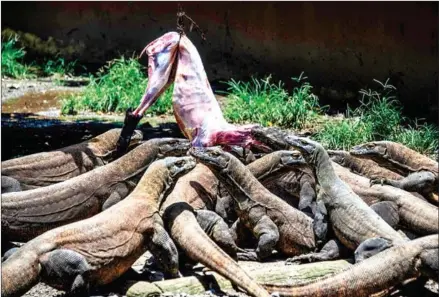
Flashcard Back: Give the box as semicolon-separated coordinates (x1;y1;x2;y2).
1;128;143;193
328;150;403;181
2;138;190;243
190;146;317;261
331;161;438;235
350;141;438;203
262;235;438;297
159;160;273;297
252;131;407;264
283;136;407;259
132;32;267;150
1;157;196;297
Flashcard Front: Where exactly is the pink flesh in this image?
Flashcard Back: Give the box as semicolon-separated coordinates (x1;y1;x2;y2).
173;35;264;148
135;32;265;149
133;32;180;116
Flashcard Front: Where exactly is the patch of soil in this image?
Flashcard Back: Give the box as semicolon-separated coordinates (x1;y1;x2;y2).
2;90;77;113
1;77;87;103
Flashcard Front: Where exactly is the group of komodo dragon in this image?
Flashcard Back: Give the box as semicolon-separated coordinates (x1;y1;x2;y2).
1;29;438;297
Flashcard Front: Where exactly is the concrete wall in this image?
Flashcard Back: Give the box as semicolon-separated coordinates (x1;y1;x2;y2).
2;1;438;121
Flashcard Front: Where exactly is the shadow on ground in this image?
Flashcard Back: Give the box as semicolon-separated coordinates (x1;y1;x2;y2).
1;113;184;160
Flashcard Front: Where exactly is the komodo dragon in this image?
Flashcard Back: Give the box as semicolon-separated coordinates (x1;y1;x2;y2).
190;147;327;262
261;234;438;297
283;135;408;263
328;149;403;180
252;128;438;236
331;161;439;235
250;127;407;262
2;138;190;243
1;156;196;297
160;150;313;262
351;141;438;203
328;149;428;200
158;156;289;297
216;150;318;225
259;166;316;216
1;128;143;193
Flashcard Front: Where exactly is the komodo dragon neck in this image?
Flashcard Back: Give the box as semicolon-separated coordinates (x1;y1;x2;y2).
309;147;405;248
130;161;173;205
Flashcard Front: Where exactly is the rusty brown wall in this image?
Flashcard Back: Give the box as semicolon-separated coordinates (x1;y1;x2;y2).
2;1;438;120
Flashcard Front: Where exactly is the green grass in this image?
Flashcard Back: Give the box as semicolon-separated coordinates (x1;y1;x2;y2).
353;79;403;138
390;122;439;156
60;56;173;115
314;118;374;151
1;35;35;78
223;73;324;129
315;79;438;155
42;57;78;78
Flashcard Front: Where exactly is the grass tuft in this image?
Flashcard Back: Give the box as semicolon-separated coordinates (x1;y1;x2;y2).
223;73;324;129
315;79;438;155
60;56;173;115
42;57;78;78
354;79;403;138
1;35;35;78
390;121;439;156
314;118;374;151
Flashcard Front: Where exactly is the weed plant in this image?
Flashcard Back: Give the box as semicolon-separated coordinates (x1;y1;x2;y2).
61;56;173;115
315;79;438;155
1;35;35;78
223;72;323;129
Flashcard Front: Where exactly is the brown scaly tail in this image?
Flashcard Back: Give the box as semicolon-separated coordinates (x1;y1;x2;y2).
2;249;42;297
165;207;271;297
258;236;433;297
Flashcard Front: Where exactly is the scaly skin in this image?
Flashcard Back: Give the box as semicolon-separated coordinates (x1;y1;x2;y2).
351;141;438;175
332;161;438;235
160;169;271;297
218;151;317;221
284;136;406;251
328;150;403;180
328;150;427;201
251;128;407;256
190;147;316;259
260;167;316;213
2;138;190;242
262;234;438;297
351;141;438;202
158;152;298;297
1;157;196;297
132;31;266;150
1;128;143;192
164;150;309;219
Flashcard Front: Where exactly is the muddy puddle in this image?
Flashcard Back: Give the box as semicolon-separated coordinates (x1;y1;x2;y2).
1;90;77;113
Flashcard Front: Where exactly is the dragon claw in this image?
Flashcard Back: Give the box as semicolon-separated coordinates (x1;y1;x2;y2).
370;178;387;187
285;257;302;265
